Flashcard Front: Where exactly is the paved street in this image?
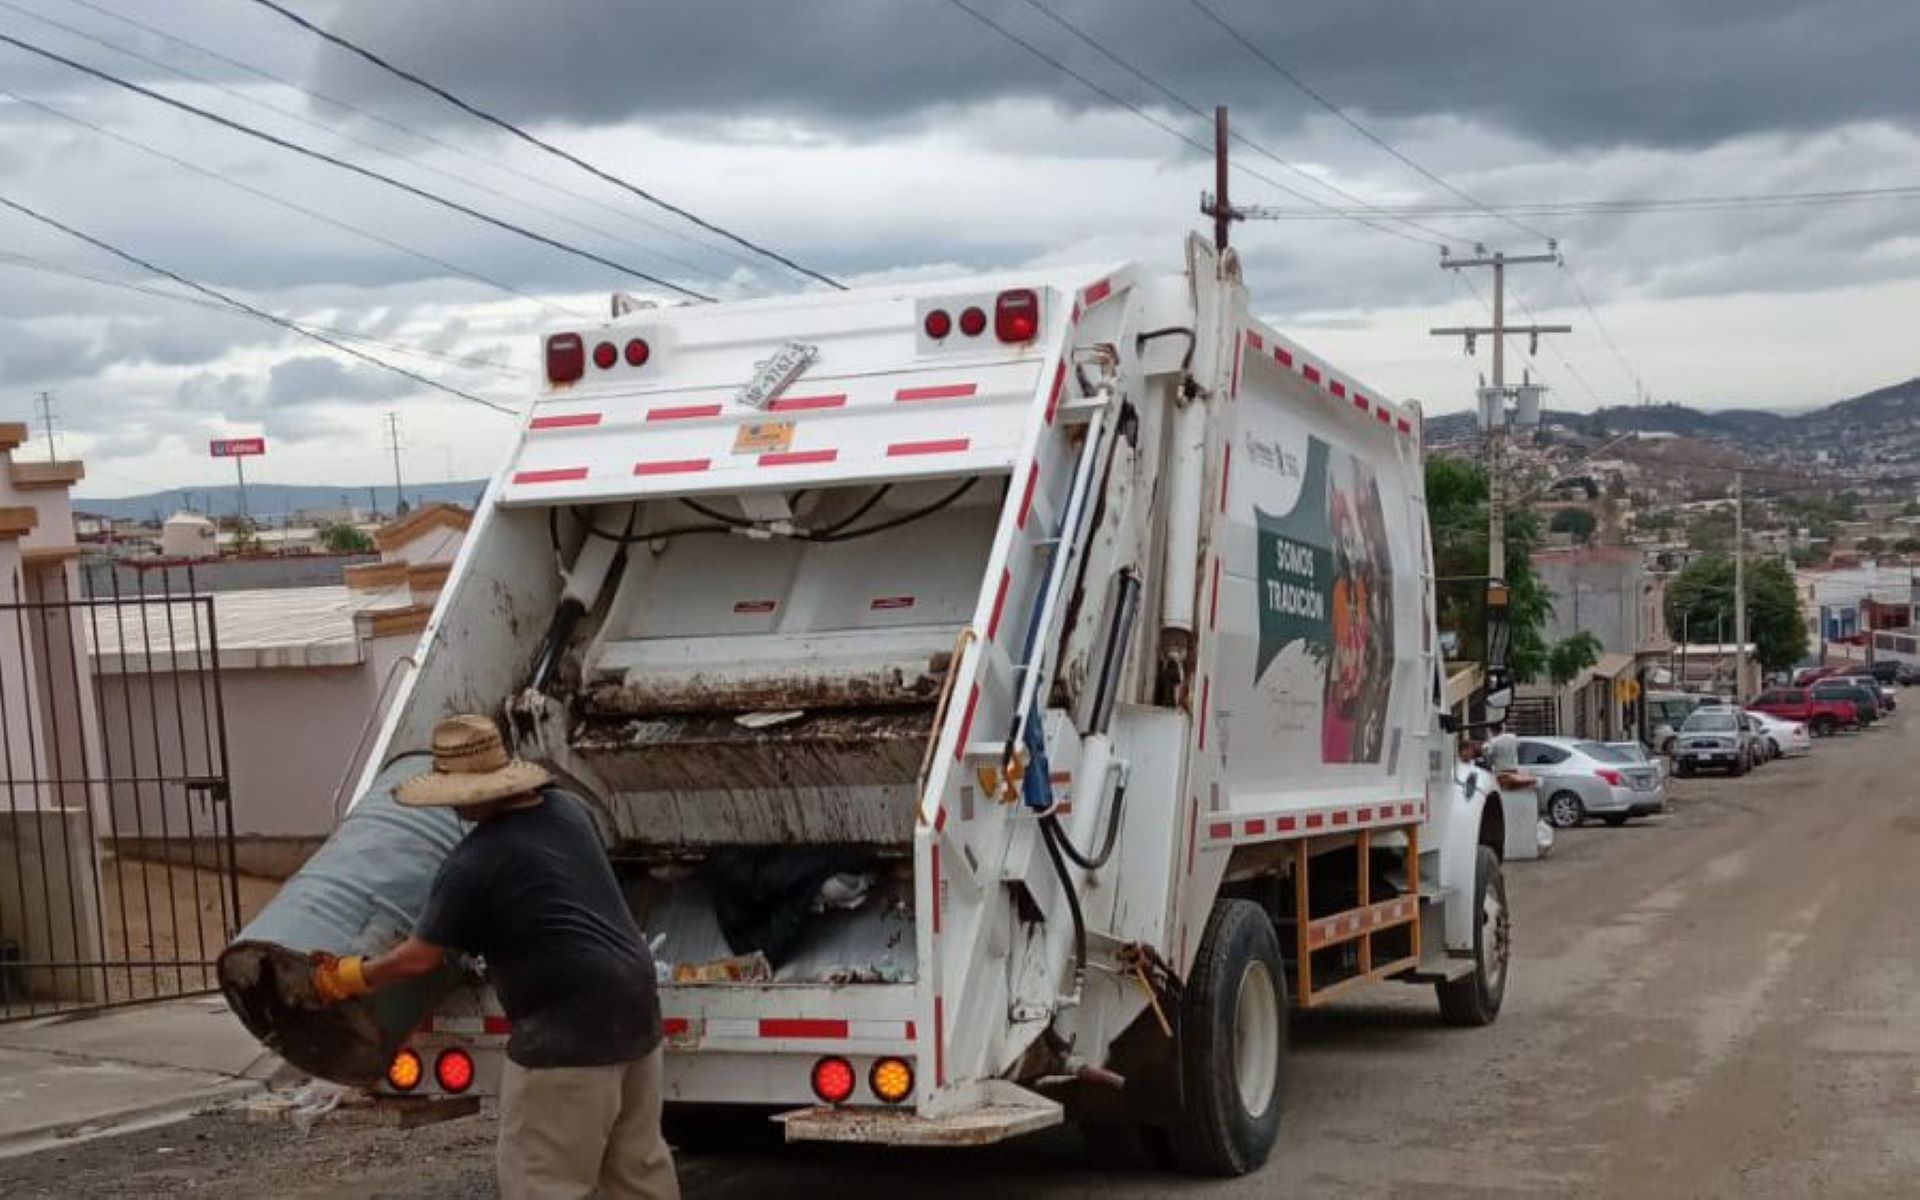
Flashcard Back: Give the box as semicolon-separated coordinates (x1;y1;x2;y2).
4;713;1916;1198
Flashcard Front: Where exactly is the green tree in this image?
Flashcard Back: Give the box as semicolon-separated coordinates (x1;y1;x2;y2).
228;516;262;556
1858;536;1886;556
1663;555;1808;671
1549;506;1598;545
1426;456;1553;683
1547;630;1603;687
320;522;375;554
1688;509;1735;553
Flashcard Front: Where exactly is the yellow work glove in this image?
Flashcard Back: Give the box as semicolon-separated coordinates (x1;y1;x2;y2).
309;952;371;1004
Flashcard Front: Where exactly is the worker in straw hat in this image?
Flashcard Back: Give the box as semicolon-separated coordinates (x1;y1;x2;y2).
309;714;676;1199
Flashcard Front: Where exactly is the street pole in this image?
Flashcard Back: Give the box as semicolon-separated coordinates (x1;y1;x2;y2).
1200;105;1241;254
384;412;406;515
235;455;248;521
1733;471;1747;698
34;391;57;460
1431;248;1569;583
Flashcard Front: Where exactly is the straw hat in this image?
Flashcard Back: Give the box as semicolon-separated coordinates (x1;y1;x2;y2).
394;714;552;808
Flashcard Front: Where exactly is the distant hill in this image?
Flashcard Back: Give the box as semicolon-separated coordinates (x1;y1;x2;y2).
1426;376;1920;474
72;480;490;523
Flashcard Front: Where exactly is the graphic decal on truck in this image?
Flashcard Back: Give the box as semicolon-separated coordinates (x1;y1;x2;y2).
1255;436;1396;763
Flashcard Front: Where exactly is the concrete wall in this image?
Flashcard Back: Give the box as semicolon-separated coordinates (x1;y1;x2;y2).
81;553;379;598
1536;549;1649;655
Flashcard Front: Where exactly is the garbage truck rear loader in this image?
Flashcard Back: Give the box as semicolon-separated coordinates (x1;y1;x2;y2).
222;234;1513;1176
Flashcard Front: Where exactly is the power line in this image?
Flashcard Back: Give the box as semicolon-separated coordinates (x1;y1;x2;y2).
0;249;521;377
937;0;1440;248
1560;258;1647;402
1003;0;1468;245
0;191;520;416
0;82;581;318
242;0;846;290
1219;183;1920;220
1180;0;1553;243
30;0;762;287
0;30;714;301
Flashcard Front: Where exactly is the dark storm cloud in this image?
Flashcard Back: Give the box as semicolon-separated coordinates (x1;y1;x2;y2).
309;0;1920;150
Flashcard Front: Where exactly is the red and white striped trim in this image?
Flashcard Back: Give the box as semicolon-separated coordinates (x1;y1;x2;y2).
1305;897;1418;950
895;383;977;403
680;1016;917;1045
634;458;710;476
1244;325;1416;441
1205;798;1427;844
417;1014;511;1037
887;437;970;457
768;393;847;412
528;412;601;431
512;467;588;485
647;403;723;422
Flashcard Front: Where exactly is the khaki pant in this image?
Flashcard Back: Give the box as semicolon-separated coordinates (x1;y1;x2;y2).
498;1048;679;1200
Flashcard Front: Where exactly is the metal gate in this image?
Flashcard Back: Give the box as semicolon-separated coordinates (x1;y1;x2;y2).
0;567;241;1020
1505;695;1560;738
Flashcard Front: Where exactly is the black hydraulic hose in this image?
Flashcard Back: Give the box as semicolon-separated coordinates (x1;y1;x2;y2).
1038;815;1089;975
1040;784;1127;872
813;478;977;542
812;485;891;535
1135;325;1196;370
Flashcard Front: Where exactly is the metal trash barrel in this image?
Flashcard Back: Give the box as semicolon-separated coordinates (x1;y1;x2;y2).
218;762;466;1085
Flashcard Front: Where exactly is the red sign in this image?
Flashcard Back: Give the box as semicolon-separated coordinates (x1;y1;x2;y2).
209;438;266;458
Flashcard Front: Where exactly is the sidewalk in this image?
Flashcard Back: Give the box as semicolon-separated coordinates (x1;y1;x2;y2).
0;995;282;1157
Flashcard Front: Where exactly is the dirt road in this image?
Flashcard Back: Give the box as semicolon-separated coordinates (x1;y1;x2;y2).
5;714;1916;1198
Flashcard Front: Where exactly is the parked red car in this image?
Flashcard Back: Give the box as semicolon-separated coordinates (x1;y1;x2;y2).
1749;686;1859;736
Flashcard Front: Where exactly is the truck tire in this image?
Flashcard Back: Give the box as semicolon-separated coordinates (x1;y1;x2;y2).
1167;899;1287;1177
1811;715;1836;738
1545;791;1585;829
1436;846;1509;1028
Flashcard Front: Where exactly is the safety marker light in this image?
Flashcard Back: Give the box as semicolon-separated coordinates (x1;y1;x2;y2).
811;1056;856;1105
995;289;1039;343
869;1057;913;1104
592;341;619;370
924;309;953;340
958;307;988;337
624;337;651;367
435;1048;475;1094
386;1048;423;1092
545;333;585;384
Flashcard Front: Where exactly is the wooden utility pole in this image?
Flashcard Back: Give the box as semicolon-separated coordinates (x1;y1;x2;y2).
1431;249;1568;580
1200;105;1241;252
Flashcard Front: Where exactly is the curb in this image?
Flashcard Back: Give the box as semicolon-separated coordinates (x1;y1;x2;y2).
0;1078;265;1162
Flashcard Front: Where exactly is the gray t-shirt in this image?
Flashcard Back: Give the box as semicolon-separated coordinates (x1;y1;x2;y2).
416;789;660;1068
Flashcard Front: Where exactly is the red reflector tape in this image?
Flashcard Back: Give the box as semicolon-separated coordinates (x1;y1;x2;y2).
768;393;846;412
1246;330;1264;351
528;413;601;430
1377;407;1392;424
1397;417;1413;434
733;599;778;614
483;1016;512;1035
1083;278;1112;307
1016;462;1039;529
646;403;722;422
895;383;977;403
513;467;587;485
870;595;916;610
1354;393;1371;411
1330;380;1347;398
1045;359;1066;424
662;1018;690;1037
759;1018;849;1040
634;458;710;476
888;438;970;457
759;449;838;466
954;684;979;760
1275;347;1293;367
1303;365;1322;384
986;567;1012;641
1209;822;1233;839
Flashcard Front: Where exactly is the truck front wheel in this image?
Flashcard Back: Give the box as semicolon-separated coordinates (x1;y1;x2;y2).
1167;898;1287;1176
1436;846;1509;1027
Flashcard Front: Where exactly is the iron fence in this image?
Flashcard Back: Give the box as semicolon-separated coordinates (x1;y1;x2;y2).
0;566;241;1019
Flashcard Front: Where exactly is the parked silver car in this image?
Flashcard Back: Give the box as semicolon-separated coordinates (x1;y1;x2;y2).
1516;738;1668;829
1672;707;1758;776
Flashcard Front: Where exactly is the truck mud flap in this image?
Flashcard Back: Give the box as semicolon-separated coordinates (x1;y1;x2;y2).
777;1084;1061;1147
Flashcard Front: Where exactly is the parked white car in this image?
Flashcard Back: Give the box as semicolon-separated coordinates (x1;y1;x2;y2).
1516;738;1668;829
1745;710;1812;758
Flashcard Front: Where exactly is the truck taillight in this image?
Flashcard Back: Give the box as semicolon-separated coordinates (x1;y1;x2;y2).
435;1049;475;1094
995;288;1039;343
811;1057;856;1105
624;337;651;366
546;333;585;384
386;1048;423;1092
592;341;618;370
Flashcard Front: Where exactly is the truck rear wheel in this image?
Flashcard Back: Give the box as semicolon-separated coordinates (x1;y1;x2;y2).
1436;846;1509;1027
1811;715;1837;737
1167;899;1286;1177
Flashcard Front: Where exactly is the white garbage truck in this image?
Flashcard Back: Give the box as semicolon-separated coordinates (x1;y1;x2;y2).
223;233;1516;1176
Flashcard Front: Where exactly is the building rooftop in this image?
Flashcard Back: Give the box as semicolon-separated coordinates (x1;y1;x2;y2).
88;585;404;672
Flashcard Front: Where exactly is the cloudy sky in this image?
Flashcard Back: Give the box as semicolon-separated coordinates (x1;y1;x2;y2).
2;0;1918;499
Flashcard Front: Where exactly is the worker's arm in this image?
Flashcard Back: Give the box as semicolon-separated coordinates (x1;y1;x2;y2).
310;937;446;1004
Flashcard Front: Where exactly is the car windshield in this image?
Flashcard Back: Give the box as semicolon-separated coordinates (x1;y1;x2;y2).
1683;712;1737;732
